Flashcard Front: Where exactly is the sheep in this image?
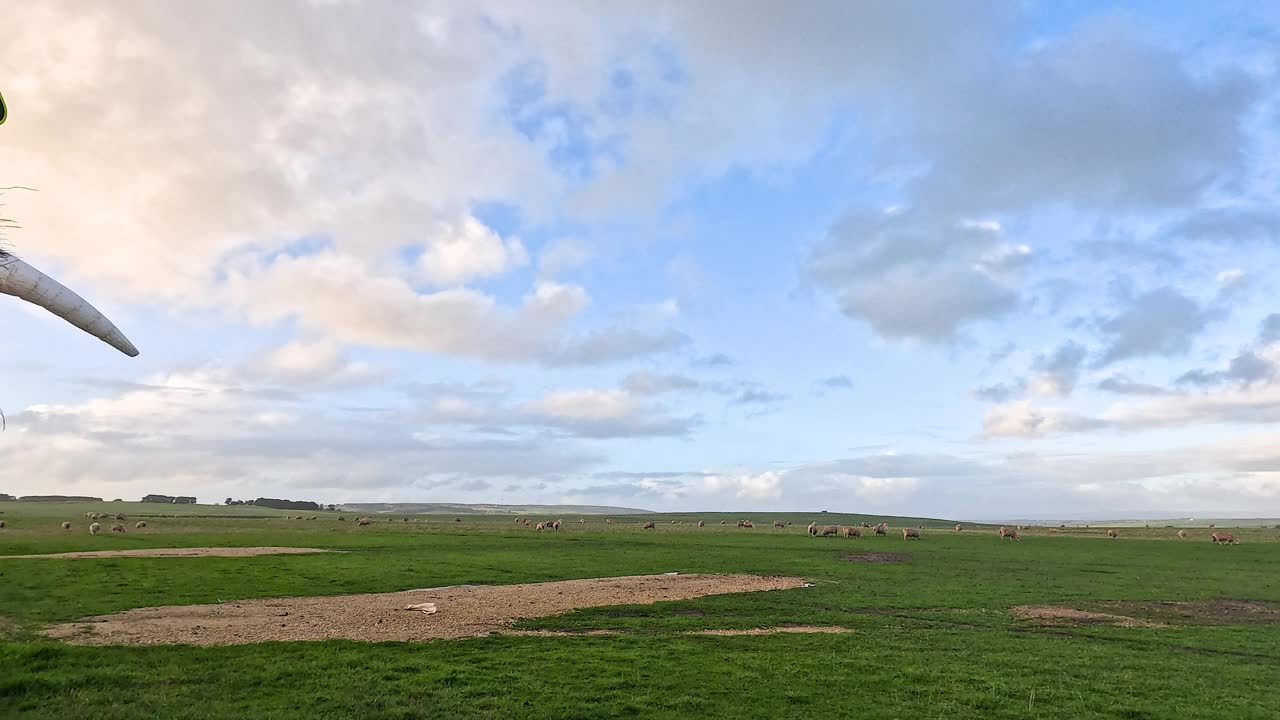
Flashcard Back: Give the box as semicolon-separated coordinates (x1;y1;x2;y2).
720;520;727;525
873;523;888;536
61;521;72;530
84;512;95;519
536;522;546;532
1211;532;1239;545
552;520;562;531
454;517;462;523
807;522;818;537
955;524;963;532
998;526;1021;541
1177;529;1187;539
514;517;523;524
742;520;754;528
111;522;126;533
1107;529;1118;539
89;522;101;535
643;521;656;529
579;519;586;524
772;520;785;529
902;527;921;540
135;521;147;529
843;526;862;538
402;517;409;522
671;520;677;524
821;525;839;537
114;513;126;521
606;519;615;524
338;516;346;521
860;522;870;528
0;520;6;529
736;520;745;527
697;521;705;528
357;517;372;526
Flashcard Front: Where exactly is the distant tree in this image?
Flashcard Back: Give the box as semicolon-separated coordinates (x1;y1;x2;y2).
225;497;233;505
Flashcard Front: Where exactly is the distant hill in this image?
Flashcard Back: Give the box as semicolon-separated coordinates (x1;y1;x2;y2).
338;502;650;516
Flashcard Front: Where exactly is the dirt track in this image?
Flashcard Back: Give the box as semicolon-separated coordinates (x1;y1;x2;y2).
1;547;336;560
44;573;808;645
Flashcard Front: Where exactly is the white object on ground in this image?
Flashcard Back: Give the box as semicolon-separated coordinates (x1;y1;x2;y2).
404;603;438;614
0;253;138;356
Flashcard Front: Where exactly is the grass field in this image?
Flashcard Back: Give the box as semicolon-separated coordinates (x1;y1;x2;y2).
2;504;1279;719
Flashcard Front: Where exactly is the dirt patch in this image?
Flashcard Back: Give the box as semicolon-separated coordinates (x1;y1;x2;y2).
1011;605;1164;628
1;547;336;560
1097;600;1280;625
1013;600;1280;628
503;625;852;637
43;573;807;646
840;552;908;563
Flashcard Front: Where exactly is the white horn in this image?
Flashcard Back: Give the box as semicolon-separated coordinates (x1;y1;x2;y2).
0;252;139;357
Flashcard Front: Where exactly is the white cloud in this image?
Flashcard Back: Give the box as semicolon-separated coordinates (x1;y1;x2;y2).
419;216;528;285
538;237;593;276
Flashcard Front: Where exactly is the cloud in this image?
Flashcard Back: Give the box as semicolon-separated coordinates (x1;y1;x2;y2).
808;209;1022;341
1095;287;1219;366
1259;314;1280;345
817;375;853;390
691;353;733;368
1177;350;1276;388
247;339;386;388
1031;341;1087;396
1162;207;1280;246
1096;375;1173;396
537;237;593;276
224;252;684;365
731;388;786;405
973;380;1026;402
621;372;702;396
982;401;1107;438
418;216;528;285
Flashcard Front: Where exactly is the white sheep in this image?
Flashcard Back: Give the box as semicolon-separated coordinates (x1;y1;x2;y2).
61;521;72;530
89;522;102;535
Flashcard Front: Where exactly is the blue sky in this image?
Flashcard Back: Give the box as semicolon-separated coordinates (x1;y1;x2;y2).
3;1;1280;519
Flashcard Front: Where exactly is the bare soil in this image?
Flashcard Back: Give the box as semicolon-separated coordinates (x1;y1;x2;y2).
1;547;336;560
504;626;852;637
43;573;808;646
1012;601;1280;628
840;552;908;563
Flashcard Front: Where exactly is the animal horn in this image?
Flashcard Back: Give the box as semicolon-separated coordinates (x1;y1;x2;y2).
0;252;139;356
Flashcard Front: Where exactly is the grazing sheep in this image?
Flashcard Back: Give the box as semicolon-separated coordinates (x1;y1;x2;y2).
1107;529;1118;539
643;521;656;529
111;522;126;533
89;522;101;535
402;517;409;522
357;517;372;526
821;525;839;537
772;520;785;529
860;522;870;528
998;526;1021;541
454;517;462;523
720;520;727;525
0;520;6;529
742;520;754;528
955;524;963;532
114;513;126;521
843;526;862;538
1211;532;1239;545
515;517;523;524
671;520;677;524
61;521;72;530
606;519;615;524
135;521;147;529
902;527;921;540
579;519;586;524
1177;529;1187;539
536;522;546;532
553;520;562;531
807;522;818;537
873;523;888;536
523;519;532;527
697;521;705;528
338;516;346;521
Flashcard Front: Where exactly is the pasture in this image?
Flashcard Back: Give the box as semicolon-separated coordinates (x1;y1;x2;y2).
1;504;1278;719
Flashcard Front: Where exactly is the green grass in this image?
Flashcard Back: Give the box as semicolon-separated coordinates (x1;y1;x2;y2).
2;504;1279;719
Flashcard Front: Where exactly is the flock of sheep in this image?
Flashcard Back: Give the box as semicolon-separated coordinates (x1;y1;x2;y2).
0;513;1246;545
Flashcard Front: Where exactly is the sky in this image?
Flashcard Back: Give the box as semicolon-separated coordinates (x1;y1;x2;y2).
3;1;1280;520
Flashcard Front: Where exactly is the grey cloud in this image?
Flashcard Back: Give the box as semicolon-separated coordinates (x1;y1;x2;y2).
1163;208;1280;246
809;210;1021;341
1095;287;1219;366
1177;351;1276;388
973;380;1025;402
1096;375;1174;396
818;375;853;390
1033;341;1087;395
622;372;702;396
545;328;690;366
691;353;733;368
731;389;786;405
1259;314;1280;345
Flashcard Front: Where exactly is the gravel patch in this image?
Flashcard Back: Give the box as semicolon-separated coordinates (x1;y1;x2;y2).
44;573;807;645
